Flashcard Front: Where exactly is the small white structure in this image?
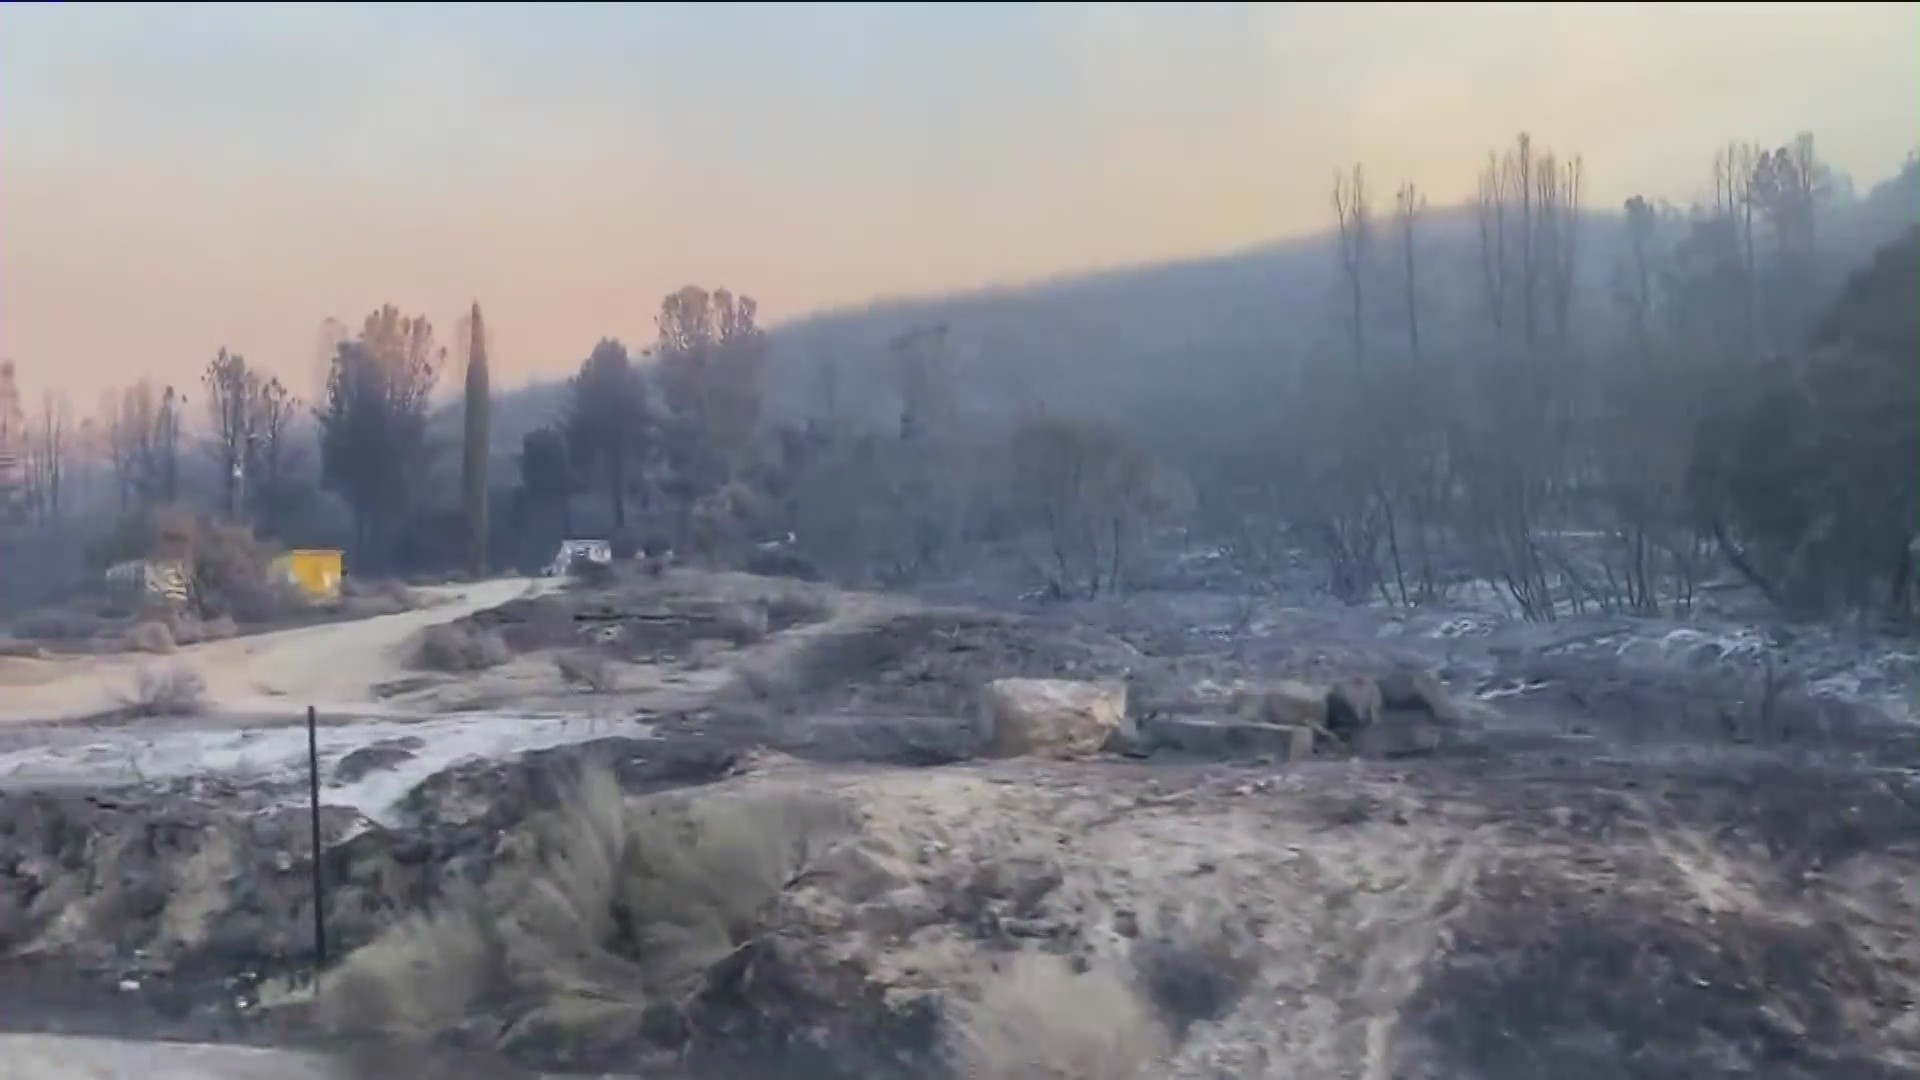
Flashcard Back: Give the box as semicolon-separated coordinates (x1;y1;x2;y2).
544;538;612;577
104;558;193;611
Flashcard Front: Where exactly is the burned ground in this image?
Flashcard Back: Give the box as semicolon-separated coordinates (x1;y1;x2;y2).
1;567;1917;1079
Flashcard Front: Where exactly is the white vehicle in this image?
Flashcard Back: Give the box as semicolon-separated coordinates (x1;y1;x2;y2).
543;538;613;577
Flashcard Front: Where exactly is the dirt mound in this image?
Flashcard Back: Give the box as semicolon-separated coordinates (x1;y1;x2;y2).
742;608;1140;716
0;790;426;977
3;728;1916;1080
461;573;831;662
224;745;1917;1079
0;737;748;1033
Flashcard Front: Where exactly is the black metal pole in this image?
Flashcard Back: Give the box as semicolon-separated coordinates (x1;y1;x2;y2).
307;704;328;973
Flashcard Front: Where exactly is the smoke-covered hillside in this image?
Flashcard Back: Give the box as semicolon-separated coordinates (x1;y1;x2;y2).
491;153;1918;474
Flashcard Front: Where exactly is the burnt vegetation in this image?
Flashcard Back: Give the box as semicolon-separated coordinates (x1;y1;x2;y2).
0;134;1907;640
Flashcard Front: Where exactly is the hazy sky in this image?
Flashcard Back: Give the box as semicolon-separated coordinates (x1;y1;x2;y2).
3;1;1915;407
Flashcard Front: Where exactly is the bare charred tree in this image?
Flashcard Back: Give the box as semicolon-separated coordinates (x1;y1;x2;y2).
1331;165;1371;367
154;385;183;505
460;301;492;577
121;383;159;506
1393;180;1447;603
248;374;297;502
878;323;969;576
112;381;183;508
194;350;298;527
311;318;352;406
100;389;135;513
1395;182;1423;364
26;392;68;521
1595;194;1681;614
0;362;21;526
1309;165;1402;602
1538;152;1583;359
1476;151;1510;342
203;348;254;519
1619;196;1658;357
811;353;843;432
1711;141;1761;354
1007;411;1175;600
893;324;956;444
1516;133;1538;354
1751;133;1828;348
1464;134;1564;619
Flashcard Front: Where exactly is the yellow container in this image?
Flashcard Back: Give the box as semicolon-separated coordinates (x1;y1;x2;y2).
282;548;343;601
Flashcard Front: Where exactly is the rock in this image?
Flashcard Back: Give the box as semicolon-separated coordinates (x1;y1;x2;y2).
979;678;1127;760
1377;668;1464;723
1191;679;1241;708
1325;676;1383;739
1328;670;1463;758
1234;679;1328;728
1145;717;1315;762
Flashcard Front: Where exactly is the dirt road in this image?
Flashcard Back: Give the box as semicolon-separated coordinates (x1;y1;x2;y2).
0;578;545;725
0;1034;571;1080
0;1034;337;1080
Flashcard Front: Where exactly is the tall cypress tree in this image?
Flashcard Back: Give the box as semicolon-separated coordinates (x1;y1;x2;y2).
462;301;491;577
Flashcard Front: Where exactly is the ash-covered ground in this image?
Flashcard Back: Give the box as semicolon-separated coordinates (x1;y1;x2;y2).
0;561;1916;1079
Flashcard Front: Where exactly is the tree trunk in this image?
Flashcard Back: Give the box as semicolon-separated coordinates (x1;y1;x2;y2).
609;456;627;532
462;302;492;578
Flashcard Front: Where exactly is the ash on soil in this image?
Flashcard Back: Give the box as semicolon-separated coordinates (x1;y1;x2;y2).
2;567;1917;1079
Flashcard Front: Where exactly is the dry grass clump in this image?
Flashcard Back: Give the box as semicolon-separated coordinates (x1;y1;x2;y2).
318;897;500;1040
319;771;1179;1078
12;602;117;643
119;612;243;655
409;622;512;672
566;555;617;588
318;768;854;1055
1131;904;1262;1036
118;665;209;717
193;520;308;623
126;620;178;655
339;577;422;618
946;953;1171;1080
553;650;617;692
0;636;46;659
764;591;832;631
